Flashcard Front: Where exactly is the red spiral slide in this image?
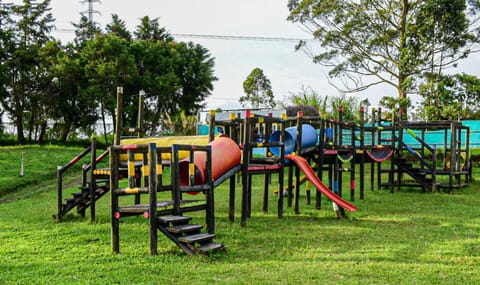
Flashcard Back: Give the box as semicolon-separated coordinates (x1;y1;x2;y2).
285;154;358;212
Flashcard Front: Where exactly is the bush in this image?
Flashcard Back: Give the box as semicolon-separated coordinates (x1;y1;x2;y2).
286;105;320;117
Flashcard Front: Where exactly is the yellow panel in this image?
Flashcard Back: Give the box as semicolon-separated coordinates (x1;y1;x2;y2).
128;161;135;177
124;187;139;194
119;135;211;161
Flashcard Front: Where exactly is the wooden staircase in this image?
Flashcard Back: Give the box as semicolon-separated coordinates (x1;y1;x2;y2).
55;138;113;222
157;215;224;255
392;156;435;191
58;179;109;218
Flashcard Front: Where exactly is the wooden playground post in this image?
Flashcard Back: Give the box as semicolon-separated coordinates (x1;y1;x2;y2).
114;87;123;146
294;111;303;214
56;165;63;222
137;90;145;138
370;108;376;192
350;119;356;202
208;110;216;142
315;117;325;209
110;145;120;254
205;145;215;234
359;106;365;200
89;138;97;223
449;122;456;192
337;107;343;198
148;143;158;255
392;109;399;193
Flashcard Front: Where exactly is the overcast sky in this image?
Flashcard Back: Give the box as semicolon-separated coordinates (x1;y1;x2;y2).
8;0;480;111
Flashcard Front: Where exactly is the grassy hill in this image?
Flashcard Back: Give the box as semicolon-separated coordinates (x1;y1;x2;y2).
0;145;479;284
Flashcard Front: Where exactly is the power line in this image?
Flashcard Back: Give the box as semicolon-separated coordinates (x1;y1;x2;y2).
52;28;312;43
173;33;311;42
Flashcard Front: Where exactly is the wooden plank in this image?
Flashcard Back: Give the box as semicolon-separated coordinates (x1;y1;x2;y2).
166;224;203;234
178;233;215;244
158;215;191;224
196;242;224;254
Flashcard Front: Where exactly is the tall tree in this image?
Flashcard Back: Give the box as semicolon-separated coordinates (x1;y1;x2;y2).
287;0;480;113
0;0;54;143
0;2;13;122
46;42;99;143
241;67;276;109
72;15;101;46
105;14;131;41
81;32;138;137
134;16;173;42
174;42;217;115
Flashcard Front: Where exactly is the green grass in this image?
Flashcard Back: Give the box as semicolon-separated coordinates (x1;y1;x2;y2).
0;146;479;284
0;145;90;198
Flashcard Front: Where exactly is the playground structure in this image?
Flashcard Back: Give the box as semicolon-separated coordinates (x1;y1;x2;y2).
54;87;472;255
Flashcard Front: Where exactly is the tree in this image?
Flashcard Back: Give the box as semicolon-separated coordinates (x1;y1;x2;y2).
0;0;55;143
105;14;131;41
287;0;480;113
417;73;480;120
81;15;217;136
379;95;411;121
0;9;217;142
46;42;99;143
131;19;217;134
72;15;101;46
80;32;137;140
241;67;276;109
173;42;217;115
134;16;174;42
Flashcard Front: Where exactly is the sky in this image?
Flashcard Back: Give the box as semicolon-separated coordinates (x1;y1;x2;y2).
42;0;393;111
7;0;480;111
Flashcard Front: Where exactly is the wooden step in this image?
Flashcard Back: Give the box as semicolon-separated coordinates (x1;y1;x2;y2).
65;198;76;204
196;242;224;254
79;186;90;192
178;233;215;244
166;224;203;234
72;192;85;199
158;215;191;225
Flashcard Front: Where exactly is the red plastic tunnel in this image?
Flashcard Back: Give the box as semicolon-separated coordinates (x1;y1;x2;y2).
178;136;241;187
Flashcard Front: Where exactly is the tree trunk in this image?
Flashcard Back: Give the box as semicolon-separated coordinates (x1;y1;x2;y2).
61;122;71;144
16;114;25;144
397;0;409;118
27;109;34;143
38;120;47;144
100;103;108;145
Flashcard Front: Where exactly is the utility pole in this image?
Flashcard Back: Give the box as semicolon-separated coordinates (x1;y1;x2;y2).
81;0;101;23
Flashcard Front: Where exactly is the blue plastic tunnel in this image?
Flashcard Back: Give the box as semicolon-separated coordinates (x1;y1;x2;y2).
268;124;318;156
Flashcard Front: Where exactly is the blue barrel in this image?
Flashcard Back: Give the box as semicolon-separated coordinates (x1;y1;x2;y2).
268;124;318;156
198;125;209;135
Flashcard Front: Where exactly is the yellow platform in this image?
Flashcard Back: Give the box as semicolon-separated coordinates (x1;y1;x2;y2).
119;135;211;161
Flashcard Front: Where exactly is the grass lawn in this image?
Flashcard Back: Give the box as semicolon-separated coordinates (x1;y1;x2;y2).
0;145;87;198
0;146;479;284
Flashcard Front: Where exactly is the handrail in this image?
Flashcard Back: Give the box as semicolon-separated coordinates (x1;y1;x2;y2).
55;140;110;222
57;146;92;175
56;145;92;221
399;140;434;170
405;128;436;153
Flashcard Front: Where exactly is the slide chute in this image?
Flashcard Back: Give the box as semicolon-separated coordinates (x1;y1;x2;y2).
285;154;358;212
